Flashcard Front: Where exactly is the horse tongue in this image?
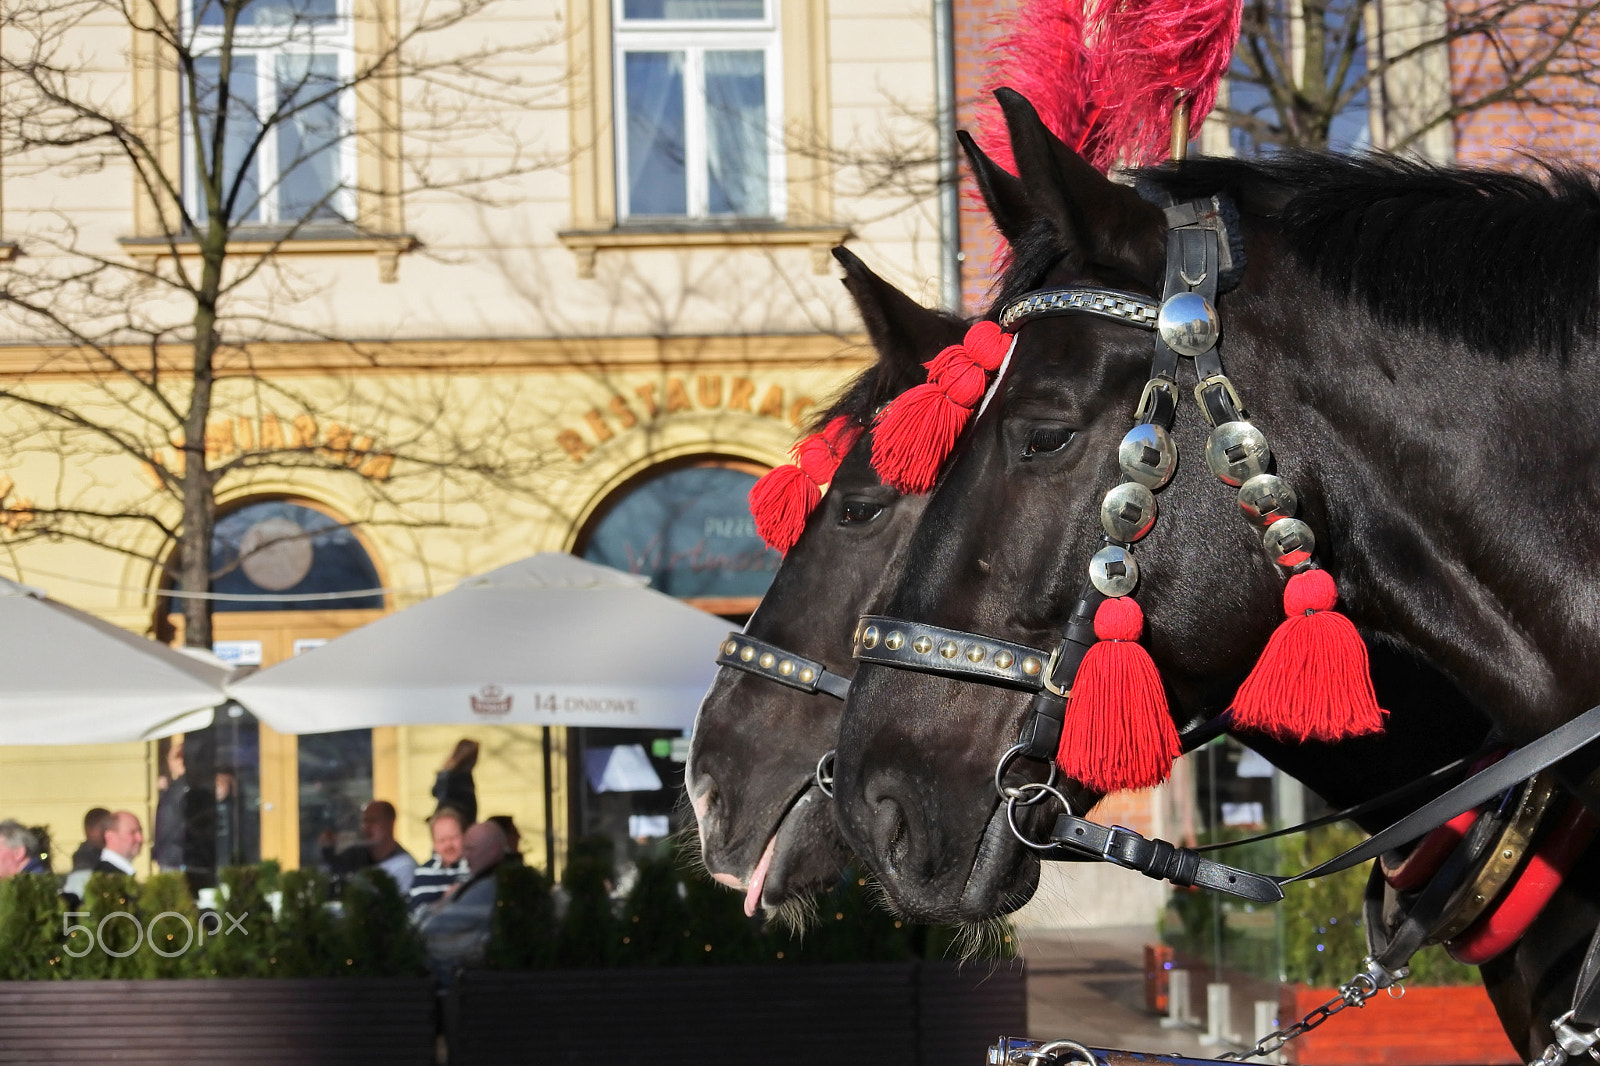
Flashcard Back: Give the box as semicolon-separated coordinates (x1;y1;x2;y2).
744;837;777;917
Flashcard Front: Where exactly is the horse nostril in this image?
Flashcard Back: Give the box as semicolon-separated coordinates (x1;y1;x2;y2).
688;775;719;822
870;792;910;875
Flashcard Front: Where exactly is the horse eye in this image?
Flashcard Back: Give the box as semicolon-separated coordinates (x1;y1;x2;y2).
839;499;885;526
1023;424;1075;458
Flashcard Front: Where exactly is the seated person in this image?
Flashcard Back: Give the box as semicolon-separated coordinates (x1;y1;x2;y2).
0;821;49;878
409;807;470;911
322;801;417;894
70;808;113;872
418;821;507;978
486;815;524;866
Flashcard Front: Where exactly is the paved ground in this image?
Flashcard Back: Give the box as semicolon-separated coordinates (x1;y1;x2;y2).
1017;925;1213;1057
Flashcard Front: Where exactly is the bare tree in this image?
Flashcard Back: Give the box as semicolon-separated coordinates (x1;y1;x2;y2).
1224;0;1600;154
0;0;565;646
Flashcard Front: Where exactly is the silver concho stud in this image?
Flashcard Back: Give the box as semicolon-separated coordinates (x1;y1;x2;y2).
1157;291;1220;357
1262;518;1316;567
1237;474;1298;528
1100;482;1158;543
1118;423;1178;490
1205;421;1270;486
1088;545;1140;597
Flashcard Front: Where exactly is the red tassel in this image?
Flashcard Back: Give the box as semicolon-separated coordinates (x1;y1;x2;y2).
1056;597;1179;793
1231;568;1388;743
748;416;865;553
871;322;1011;493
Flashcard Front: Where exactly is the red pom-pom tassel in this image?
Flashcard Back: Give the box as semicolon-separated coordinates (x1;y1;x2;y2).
748;465;819;554
748;416;865;553
871;322;1012;493
1056;597;1179;793
1231;568;1388;743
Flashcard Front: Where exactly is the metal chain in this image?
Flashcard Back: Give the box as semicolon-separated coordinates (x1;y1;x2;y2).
1219;974;1382;1061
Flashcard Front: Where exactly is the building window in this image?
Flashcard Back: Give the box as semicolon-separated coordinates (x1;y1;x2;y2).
612;0;784;222
183;0;356;226
211;499;383;612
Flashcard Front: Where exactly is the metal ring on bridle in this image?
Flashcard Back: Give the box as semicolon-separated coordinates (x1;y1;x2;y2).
1006;782;1076;851
815;750;835;798
994;743;1060;805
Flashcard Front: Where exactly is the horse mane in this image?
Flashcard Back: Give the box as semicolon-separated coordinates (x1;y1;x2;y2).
805;357;907;434
1140;152;1600;358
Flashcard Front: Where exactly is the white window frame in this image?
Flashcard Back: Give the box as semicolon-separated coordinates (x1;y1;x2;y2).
611;0;786;224
181;0;358;227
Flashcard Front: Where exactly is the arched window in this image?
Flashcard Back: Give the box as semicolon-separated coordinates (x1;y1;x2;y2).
578;460;780;612
211;499;383;611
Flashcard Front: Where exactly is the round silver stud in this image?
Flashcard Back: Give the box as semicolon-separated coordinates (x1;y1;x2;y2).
939;640;959;660
1237;474;1298;528
721;640;738;656
884;631;905;651
1118;423;1178;490
1021;657;1042;676
994;651;1014;670
1205;421;1270;486
758;652;776;669
798;667;816;683
1100;482;1158;543
778;660;795;676
912;636;933;655
861;626;880;649
1088;545;1140;598
1157;291;1220;357
1263;519;1316;567
739;646;756;662
966;645;986;663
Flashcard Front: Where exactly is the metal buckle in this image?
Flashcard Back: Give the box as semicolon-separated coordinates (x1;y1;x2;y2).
1551;1010;1600;1058
1193;373;1247;426
1133;376;1178;425
1042;642;1071;698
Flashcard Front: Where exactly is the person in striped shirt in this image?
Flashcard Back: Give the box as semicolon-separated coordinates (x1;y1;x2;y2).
409;807;470;912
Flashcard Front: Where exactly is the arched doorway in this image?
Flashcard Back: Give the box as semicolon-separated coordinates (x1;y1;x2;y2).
570;458;780;877
178;498;390;873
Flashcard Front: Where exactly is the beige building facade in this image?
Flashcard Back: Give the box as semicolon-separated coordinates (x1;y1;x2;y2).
0;0;944;878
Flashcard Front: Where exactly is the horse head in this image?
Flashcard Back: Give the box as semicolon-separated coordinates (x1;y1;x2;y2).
687;248;966;916
832;87;1516;923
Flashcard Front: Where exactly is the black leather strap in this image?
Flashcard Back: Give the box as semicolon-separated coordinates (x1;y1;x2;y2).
1284;701;1600;885
1570;922;1600;1027
853;615;1056;692
1363;786;1516;971
717;633;852;700
1050;816;1284;902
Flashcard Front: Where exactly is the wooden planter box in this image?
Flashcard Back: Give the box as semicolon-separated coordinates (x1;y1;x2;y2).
448;959;1028;1066
0;978;437;1066
1279;983;1520;1066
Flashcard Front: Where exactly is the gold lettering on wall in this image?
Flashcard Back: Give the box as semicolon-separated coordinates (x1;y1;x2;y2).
0;475;35;532
555;377;816;463
143;415;397;485
608;396;637;429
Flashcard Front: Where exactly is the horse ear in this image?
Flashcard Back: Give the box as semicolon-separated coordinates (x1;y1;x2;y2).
994;87;1163;282
833;246;966;401
958;130;1033;245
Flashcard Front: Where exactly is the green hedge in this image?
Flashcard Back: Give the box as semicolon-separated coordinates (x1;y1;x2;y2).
1163;824;1479;987
0;847;1010;980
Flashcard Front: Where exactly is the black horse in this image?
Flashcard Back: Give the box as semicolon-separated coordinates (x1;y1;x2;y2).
687;249;964;915
831;89;1600;1056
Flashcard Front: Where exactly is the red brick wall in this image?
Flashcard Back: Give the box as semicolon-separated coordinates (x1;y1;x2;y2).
1451;1;1600;165
953;0;1016;314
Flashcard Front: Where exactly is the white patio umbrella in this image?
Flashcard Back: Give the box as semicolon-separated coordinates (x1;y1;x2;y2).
0;576;230;744
227;553;730;735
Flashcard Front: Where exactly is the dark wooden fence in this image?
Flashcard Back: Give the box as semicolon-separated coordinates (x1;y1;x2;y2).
0;978;437;1065
0;961;1026;1065
448;959;1028;1066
